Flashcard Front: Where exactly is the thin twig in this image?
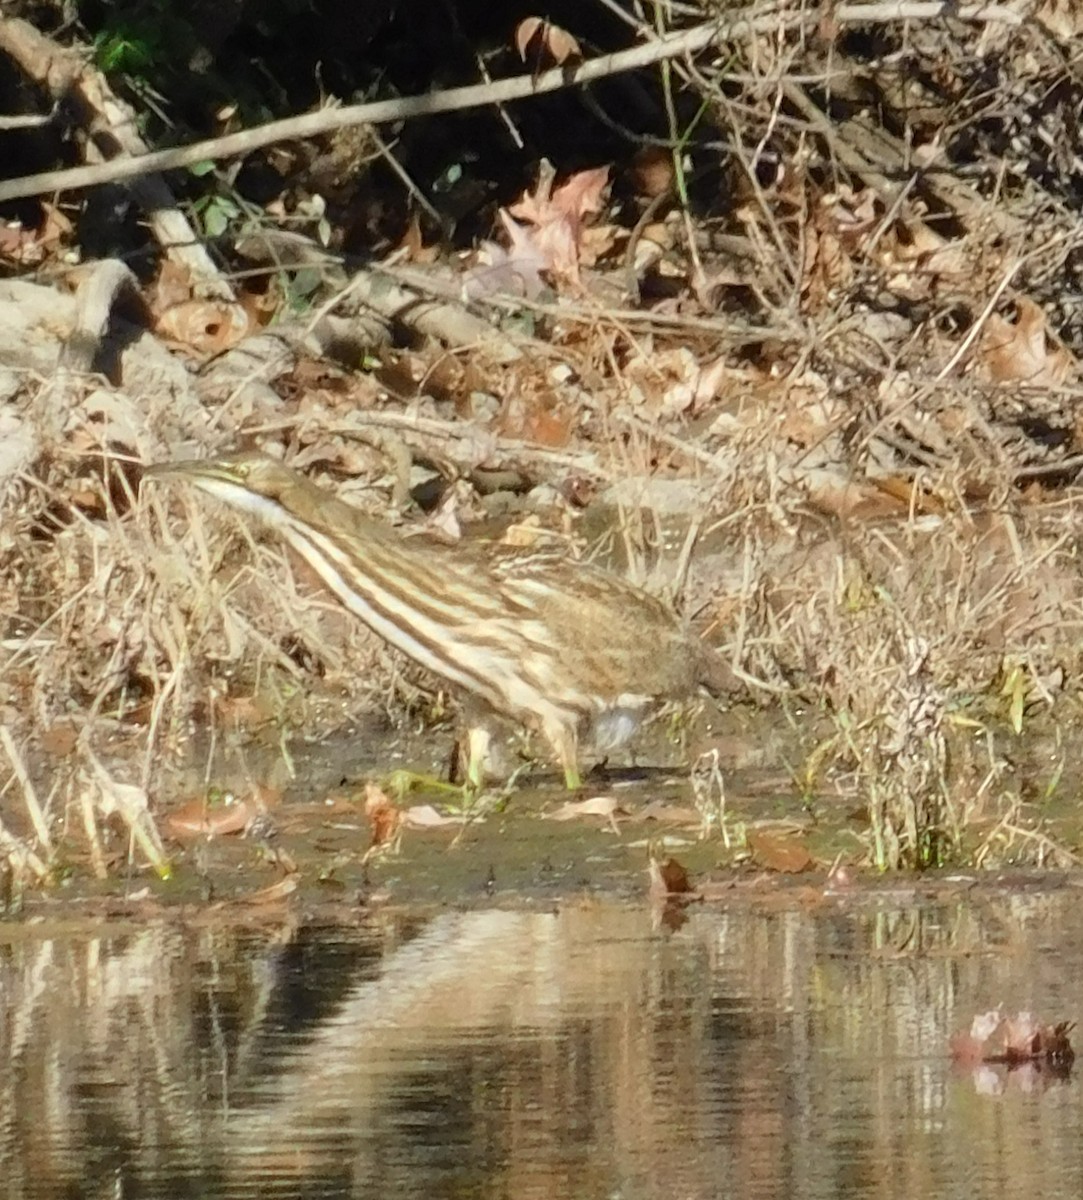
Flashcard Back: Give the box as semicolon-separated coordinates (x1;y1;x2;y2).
0;724;53;855
0;814;48;879
0;4;1023;204
0;21;731;202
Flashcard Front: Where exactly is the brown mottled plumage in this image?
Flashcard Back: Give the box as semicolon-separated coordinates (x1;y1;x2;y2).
147;453;727;787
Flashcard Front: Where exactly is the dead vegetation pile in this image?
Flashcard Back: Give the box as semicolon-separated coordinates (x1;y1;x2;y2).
2;0;1083;881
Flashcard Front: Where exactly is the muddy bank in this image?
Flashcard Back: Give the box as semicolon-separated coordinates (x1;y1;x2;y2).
4;695;1082;918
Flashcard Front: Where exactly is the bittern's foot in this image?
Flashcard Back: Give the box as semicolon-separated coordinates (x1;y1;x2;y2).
384;764;510;819
453;723;535;794
460;725;582;792
384;768;464;802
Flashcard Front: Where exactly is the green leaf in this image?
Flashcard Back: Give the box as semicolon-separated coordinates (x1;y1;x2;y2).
203;202;230;238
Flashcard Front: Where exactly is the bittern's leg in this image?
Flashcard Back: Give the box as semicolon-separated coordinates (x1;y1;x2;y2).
542;717;581;790
464;724;492;792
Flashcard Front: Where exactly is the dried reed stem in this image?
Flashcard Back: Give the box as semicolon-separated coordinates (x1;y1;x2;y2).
0;724;53;856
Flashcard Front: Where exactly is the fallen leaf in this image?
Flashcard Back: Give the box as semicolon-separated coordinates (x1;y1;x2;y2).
1037;0;1083;37
504;206;578;286
403;804;466;828
0;220;44;266
40;722;78;757
547;795;624;823
496;390;576;446
464;213;550;299
747;830;812;873
648;854;693;898
638;800;701;825
156;298;250;355
629;146;674;199
167;786;273;839
237;875;300;905
38;201;74;250
950;1008;1075;1070
950;1009;1004;1066
398;212;439;263
978;298;1076;387
503;165;611;286
364;782;402;850
151;259;194;314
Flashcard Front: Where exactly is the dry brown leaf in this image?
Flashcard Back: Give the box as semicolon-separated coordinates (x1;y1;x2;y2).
237;875;300;905
514;17;582;68
1035;0;1083;38
648;854;693;898
692;357;732;409
364;782;402;850
505;166;611;286
167;795;255;838
40;722;78;757
796;187;875;312
638;800;701;825
0;220;45;266
544;167;609;224
629;146;674;199
151;259;194;314
547;795;624;821
39;202;74;250
747;830;812;873
0;223;29;259
503;207;577;287
820;186;878;243
237;284;278;330
398;212;440;263
805;475;909;518
801;226;851;310
977;298;1077;386
622;346;703;416
403;804;466;828
497;390;575;446
156;298;250;355
950;1009;1075;1068
578;222;619;267
887;221;971;293
464;211;550;299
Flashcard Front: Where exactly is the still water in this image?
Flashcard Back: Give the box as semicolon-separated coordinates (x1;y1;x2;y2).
1;890;1080;1199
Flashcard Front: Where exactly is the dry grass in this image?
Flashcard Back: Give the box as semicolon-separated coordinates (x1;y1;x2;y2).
717;496;1083;868
4;432;1083;883
0;446;424;889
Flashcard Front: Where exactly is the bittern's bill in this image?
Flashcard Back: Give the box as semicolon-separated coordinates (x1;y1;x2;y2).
147;453;728;788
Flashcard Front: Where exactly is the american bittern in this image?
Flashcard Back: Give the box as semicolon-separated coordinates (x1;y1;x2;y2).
147;453;728;788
